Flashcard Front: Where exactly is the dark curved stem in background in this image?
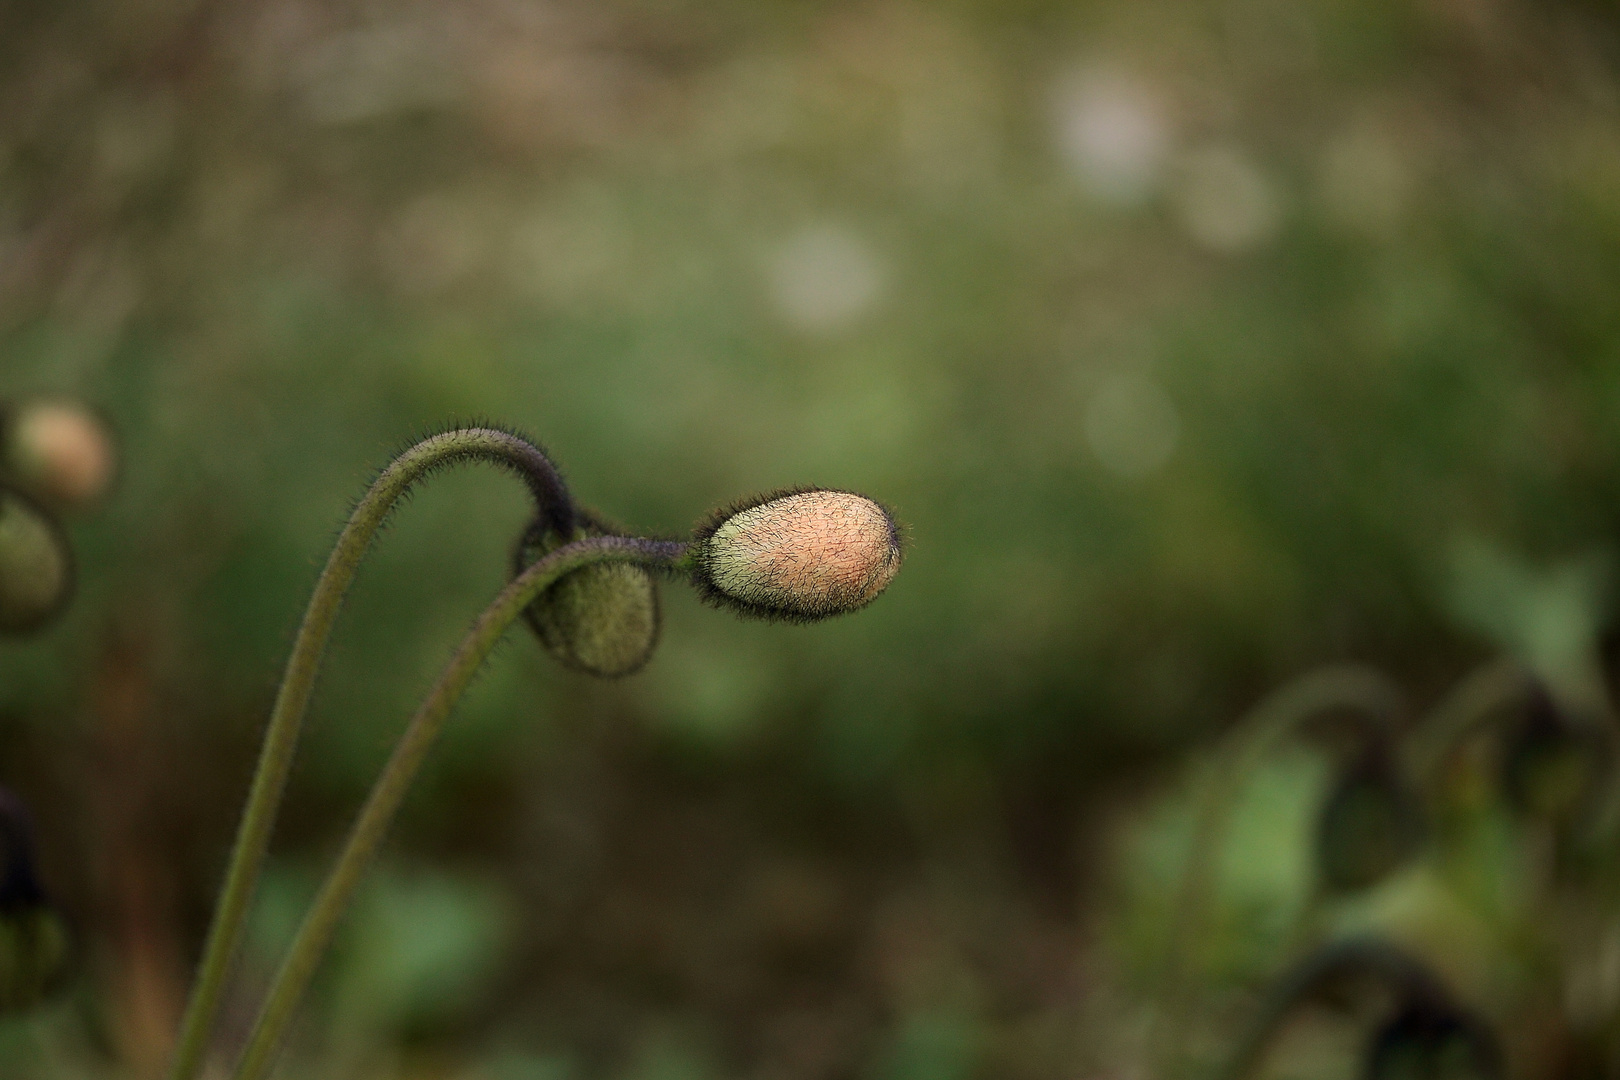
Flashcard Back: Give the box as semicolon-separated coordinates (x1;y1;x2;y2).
1400;658;1532;789
1218;938;1500;1080
166;428;573;1080
1149;665;1405;1080
0;785;46;910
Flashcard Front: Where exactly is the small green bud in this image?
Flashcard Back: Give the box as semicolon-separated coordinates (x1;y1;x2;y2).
692;488;903;621
0;487;74;635
0;398;117;513
1364;1004;1501;1080
1316;747;1422;894
514;511;660;678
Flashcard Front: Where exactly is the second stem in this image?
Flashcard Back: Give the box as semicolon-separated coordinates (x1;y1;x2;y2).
231;534;687;1080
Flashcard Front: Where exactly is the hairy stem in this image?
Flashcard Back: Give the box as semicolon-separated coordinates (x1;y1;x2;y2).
231;535;688;1080
1150;664;1404;1080
166;428;573;1080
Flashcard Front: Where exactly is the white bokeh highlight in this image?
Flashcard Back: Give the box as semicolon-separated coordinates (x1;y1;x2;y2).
1172;145;1284;252
768;224;888;334
1050;66;1172;204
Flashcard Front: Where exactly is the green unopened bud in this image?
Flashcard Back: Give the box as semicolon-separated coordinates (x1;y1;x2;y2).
692;489;903;621
1;399;117;512
1316;748;1422;894
515;511;660;678
0;488;74;635
1364;1004;1500;1080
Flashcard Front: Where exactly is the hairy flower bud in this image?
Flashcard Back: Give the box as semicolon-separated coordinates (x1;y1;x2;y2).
692;488;903;621
1315;746;1422;894
0;488;74;635
1;399;116;512
514;510;660;678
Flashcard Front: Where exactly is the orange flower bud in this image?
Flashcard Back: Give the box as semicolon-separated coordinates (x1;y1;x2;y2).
693;489;903;621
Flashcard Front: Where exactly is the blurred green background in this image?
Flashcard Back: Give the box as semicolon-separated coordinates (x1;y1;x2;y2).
4;0;1620;1077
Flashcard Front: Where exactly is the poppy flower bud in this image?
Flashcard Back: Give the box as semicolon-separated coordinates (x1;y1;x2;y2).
0;488;74;635
1364;1003;1501;1080
1;399;116;512
514;511;660;678
1316;746;1423;894
1500;685;1606;825
692;489;903;621
0;789;71;1014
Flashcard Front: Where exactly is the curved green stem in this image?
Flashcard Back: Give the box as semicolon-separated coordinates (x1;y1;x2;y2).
1150;664;1404;1080
231;535;688;1080
166;428;573;1080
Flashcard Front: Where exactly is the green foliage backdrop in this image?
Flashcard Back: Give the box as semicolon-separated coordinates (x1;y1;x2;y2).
3;0;1620;1077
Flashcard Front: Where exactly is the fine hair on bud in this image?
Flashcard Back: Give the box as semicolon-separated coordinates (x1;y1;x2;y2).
691;488;903;622
514;509;660;678
0;398;118;513
0;487;74;635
